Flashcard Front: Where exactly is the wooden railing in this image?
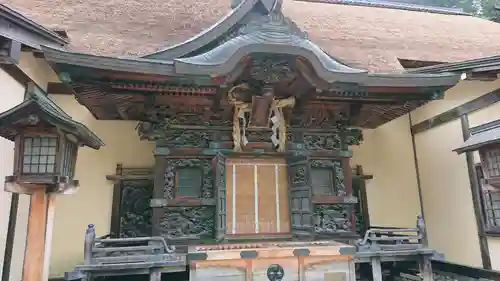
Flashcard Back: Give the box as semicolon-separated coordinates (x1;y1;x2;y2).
392;260;500;281
64;224;185;281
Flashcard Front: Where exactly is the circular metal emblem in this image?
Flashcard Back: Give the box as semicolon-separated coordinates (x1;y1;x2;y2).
266;264;284;281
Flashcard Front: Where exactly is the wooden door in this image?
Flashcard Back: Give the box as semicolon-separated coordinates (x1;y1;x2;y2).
225;157;291;237
288;156;314;239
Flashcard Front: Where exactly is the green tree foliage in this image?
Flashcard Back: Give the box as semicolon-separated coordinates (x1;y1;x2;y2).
402;0;499;19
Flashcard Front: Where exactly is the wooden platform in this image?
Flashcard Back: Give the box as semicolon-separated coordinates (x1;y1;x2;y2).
187;240;357;281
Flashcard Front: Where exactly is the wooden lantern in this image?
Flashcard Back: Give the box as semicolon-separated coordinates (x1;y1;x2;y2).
0;82;103;281
5;125;81;194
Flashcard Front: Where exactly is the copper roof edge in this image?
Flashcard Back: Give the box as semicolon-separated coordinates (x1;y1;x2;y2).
0;4;69;45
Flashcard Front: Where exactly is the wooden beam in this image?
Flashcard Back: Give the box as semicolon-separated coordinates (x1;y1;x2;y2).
354;165;371;235
1;193;19;281
46;82;72;95
409;114;427;246
0;39;21;64
23;188;48;281
411;88;500;135
460;115;492;270
109;164;123;237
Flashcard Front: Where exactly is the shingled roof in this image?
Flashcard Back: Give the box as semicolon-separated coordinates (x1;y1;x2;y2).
3;0;500;71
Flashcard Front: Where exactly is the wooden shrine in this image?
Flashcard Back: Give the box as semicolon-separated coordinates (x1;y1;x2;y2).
38;0;462;280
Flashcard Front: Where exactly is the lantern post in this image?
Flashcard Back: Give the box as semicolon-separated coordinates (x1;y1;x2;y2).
0;83;103;281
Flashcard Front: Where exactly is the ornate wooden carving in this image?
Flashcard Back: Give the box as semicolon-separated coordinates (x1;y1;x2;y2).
311;159;345;196
290;104;347;129
159;206;215;241
288;156;314;239
214;154;227;241
163;158;212;199
119;180;153;237
344;127;364;147
304;134;342;151
249;56;295;84
314;204;353;235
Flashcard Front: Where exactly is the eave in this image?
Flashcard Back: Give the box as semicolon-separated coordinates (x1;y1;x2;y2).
42;46;460;128
454;119;500;154
0;4;68;51
407;55;500;75
0;83;103;149
43;46;460;90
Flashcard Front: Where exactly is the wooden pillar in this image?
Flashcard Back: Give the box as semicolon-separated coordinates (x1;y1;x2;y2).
42;195;57;281
22;188;48;281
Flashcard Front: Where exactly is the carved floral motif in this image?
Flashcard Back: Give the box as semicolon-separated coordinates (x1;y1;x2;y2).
304;134;342;150
314;204;352;234
119;180;152;238
159;207;215;240
164;158;213;199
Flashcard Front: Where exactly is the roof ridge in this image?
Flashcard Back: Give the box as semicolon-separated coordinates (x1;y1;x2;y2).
294;0;471;16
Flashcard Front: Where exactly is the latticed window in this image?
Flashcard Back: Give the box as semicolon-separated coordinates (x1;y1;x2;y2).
482;147;500;179
476;164;500;234
61;141;76;177
22;136;58;174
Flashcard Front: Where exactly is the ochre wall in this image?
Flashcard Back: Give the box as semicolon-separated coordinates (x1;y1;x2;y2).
410;79;500;268
0;68;31;281
47;95;155;276
351;115;421;228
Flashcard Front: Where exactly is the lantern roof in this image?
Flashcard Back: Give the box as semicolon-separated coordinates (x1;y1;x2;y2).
454;119;500;154
0;83;104;149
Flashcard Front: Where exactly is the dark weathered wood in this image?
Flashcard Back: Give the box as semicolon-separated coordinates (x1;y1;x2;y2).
408;114;428;246
152;156;166;237
460;114;492;270
109;164;123;237
1;193;19;281
354;165;371;235
73;224;184;280
47;82;73;95
431;260;500;280
418;257;433;281
411;88;500;135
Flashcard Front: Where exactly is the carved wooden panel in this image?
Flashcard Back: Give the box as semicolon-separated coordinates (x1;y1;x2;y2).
164;158;213;199
215;154;227;241
119;180;153;237
159;206;215;241
311;159;346;196
288;156;314;239
313;204;353;235
304;133;342;151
